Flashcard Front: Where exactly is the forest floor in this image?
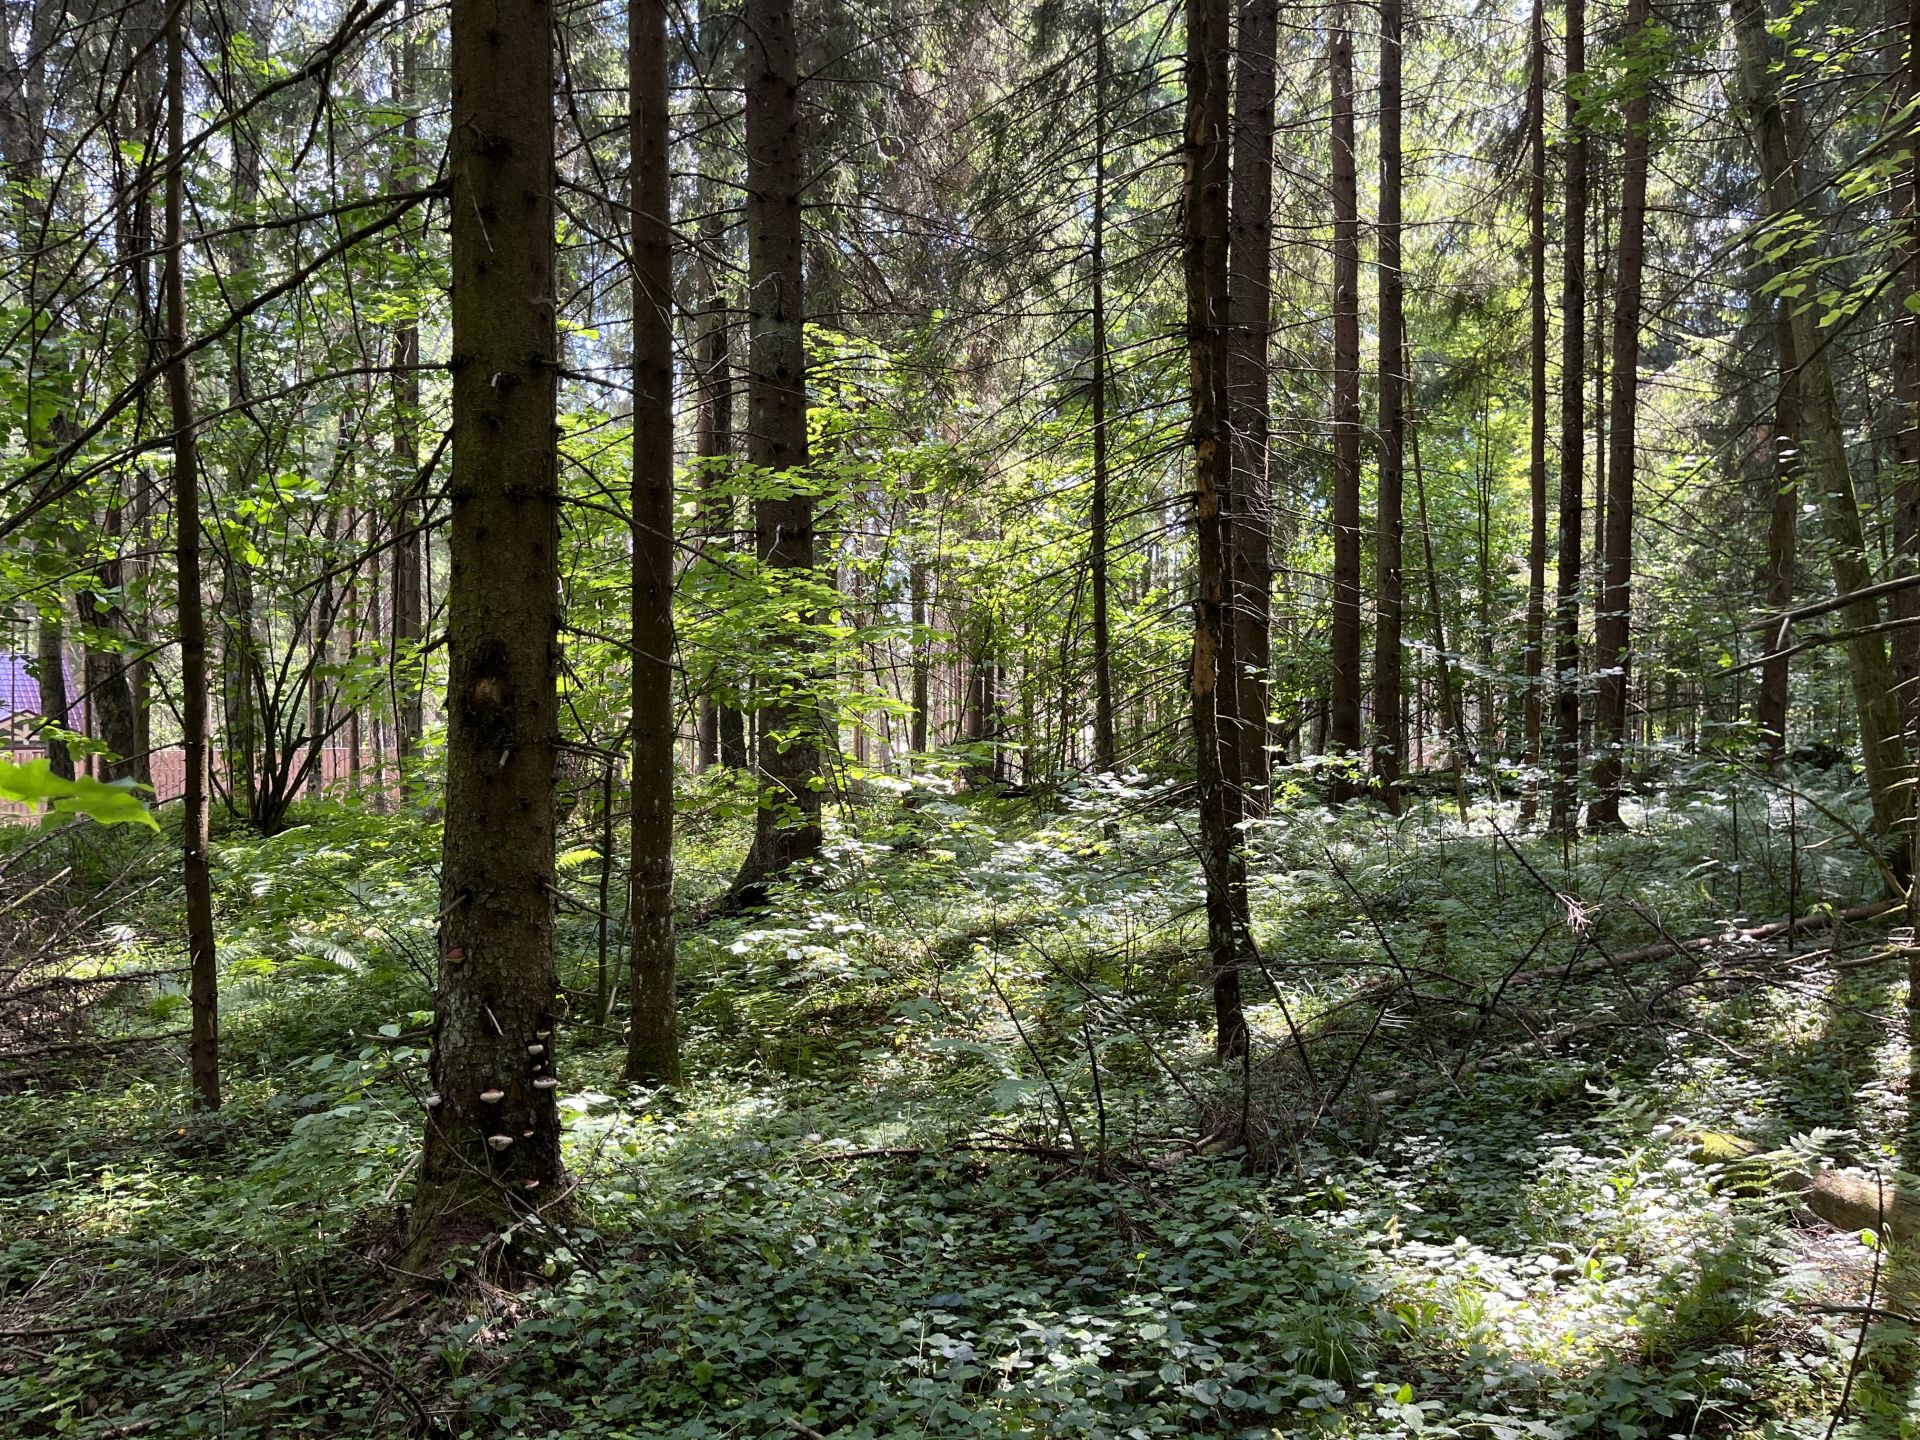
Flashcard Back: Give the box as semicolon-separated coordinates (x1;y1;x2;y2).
1;760;1916;1439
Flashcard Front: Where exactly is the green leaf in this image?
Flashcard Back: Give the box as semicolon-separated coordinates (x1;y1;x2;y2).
0;758;159;829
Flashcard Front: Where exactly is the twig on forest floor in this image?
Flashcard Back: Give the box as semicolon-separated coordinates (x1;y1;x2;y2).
798;1138;1085;1166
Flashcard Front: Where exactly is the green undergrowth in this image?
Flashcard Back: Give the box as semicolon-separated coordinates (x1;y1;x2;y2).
1;762;1915;1438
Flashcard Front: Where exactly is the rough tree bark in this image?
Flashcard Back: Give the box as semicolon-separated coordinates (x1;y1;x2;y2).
1089;14;1118;773
1521;0;1548;819
1186;0;1248;1062
1550;0;1586;832
1371;0;1405;812
34;615;73;780
626;0;680;1086
1227;0;1276;807
729;0;823;904
1327;1;1362;790
694;0;745;772
1586;0;1651;832
409;0;565;1259
390;0;425;763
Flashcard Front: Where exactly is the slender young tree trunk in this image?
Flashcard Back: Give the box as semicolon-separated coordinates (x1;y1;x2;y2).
164;0;218;1113
1089;15;1118;773
409;0;565;1256
1227;0;1276;808
1754;306;1798;764
910;552;930;754
1371;0;1405;813
730;0;822;904
1731;0;1908;839
1186;0;1247;1062
308;515;336;798
1328;1;1363;789
1475;402;1497;756
345;511;364;795
1413;420;1470;817
694;0;744;771
627;0;680;1086
692;258;734;768
1550;0;1587;832
1586;0;1652;832
391;0;425;764
218;0;263;823
1521;0;1548;819
1586;178;1609;763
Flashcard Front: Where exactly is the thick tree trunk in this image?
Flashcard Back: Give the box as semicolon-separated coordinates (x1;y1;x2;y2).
164;0;218;1113
1521;0;1548;819
730;0;823;903
1551;0;1587;831
1371;0;1405;813
34;613;73;779
1227;0;1276;808
1327;2;1363;789
1089;18;1118;773
1186;0;1247;1062
1587;0;1652;832
1731;0;1908;839
627;0;680;1086
410;0;565;1256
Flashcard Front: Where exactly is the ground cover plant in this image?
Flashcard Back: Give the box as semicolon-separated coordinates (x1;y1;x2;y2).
1;767;1914;1438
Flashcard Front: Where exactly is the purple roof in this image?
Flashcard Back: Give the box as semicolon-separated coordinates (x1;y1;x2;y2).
0;649;78;721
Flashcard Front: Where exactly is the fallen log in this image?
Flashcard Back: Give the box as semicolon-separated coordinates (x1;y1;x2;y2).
1691;1131;1920;1243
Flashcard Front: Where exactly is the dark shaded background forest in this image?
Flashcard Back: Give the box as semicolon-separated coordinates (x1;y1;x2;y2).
2;0;1919;1433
